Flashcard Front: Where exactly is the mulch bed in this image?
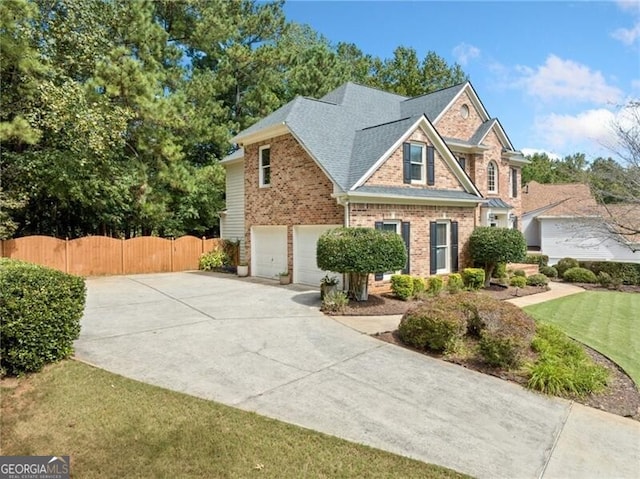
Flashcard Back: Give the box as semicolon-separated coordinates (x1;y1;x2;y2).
330;282;640;421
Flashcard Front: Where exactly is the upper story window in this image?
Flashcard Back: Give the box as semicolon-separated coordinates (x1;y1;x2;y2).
410;143;424;182
460;104;469;119
259;145;271;187
510;167;518;198
458;156;466;172
487;161;497;193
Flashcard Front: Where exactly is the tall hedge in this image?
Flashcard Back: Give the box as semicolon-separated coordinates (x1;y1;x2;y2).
0;259;86;376
317;227;406;300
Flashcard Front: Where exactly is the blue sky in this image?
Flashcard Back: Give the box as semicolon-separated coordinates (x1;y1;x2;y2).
284;0;640;160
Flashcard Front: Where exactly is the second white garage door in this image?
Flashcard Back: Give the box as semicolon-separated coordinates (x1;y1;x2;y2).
293;225;342;286
251;226;287;279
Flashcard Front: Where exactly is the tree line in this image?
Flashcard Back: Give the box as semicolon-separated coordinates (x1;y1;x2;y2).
0;0;467;239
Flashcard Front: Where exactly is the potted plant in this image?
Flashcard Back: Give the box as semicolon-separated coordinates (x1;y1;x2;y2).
279;271;290;285
320;274;339;299
237;262;249;277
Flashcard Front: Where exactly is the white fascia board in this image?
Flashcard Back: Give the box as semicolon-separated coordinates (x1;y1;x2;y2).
233;123;289;146
492;120;515;151
350;115;482;197
445;140;490;153
340;191;484;207
434;82;490;124
220;155;244;166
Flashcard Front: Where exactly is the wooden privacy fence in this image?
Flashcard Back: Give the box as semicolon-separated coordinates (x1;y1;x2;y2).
0;235;235;276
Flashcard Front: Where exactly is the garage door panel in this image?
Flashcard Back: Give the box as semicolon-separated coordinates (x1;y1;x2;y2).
293;225;342;287
252;226;287;279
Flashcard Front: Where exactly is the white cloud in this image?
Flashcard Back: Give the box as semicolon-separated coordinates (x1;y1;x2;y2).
452;43;480;66
520;148;561;160
632;79;640;90
518;55;623;105
615;0;640;13
533;108;617;151
611;21;640;45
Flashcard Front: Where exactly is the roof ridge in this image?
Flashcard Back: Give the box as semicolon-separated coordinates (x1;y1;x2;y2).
358;116;415;131
400;82;468;102
342;81;409;99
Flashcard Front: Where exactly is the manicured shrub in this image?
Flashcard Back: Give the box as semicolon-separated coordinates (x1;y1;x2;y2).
317;227;407;301
427;276;443;296
526;273;549;287
555;257;579;277
563;267;597;283
510;276;527;288
524;253;549;267
539;265;558;278
513;269;526;277
492;262;507;278
580;261;640;285
468;298;535;368
462;268;485;290
320;290;349;313
398;296;467;353
468;227;526;286
597;271;612;288
391;274;414;301
0;259;86;376
412;276;426;295
199;248;227;270
527;324;608;397
446;273;464;294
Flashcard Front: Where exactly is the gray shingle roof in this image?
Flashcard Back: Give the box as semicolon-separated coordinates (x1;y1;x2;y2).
233;82;490;195
353;185;483;202
470;119;497;144
482;198;513;209
400;83;466;121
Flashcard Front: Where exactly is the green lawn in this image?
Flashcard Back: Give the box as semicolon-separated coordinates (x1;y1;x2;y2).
525;291;640;386
1;360;466;479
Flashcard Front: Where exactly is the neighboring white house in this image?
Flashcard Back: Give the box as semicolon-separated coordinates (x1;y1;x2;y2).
522;181;639;265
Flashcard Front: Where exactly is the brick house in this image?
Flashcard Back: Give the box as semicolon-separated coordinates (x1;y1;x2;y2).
220;82;528;287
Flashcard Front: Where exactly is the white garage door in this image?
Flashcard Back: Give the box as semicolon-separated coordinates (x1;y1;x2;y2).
293;225;342;286
251;226;287;279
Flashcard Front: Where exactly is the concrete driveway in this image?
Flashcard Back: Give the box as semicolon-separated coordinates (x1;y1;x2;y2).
75;272;640;479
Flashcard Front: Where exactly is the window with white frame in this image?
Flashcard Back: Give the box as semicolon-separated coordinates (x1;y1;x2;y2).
487;161;497;193
435;222;450;273
259;146;271;187
410;143;424;182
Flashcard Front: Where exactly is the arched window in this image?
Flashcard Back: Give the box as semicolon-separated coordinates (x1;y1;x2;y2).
487;161;497;193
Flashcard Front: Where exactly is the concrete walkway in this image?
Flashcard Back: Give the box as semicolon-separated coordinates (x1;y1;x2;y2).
75;273;640;479
336;281;586;335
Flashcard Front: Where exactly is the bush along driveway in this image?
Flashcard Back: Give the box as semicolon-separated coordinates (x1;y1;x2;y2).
74;272;640;479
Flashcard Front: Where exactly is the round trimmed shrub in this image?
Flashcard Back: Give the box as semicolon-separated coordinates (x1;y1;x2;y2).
539;265;558;278
398;296;467;353
597;271;612;287
0;259;86;376
412;276;426;295
427;276;443;295
447;273;464;294
391;274;414;301
526;273;549;287
492;262;507;279
510;276;527;288
513;269;526;278
555;257;579;277
462;268;485;290
563;267;597;283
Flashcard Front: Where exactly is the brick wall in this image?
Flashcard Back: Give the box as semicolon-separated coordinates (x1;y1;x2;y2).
366;126;465;191
348;202;477;291
244;134;344;273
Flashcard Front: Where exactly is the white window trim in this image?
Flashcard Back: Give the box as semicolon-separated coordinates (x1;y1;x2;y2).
487;161;498;194
382;220;402;279
410;142;426;185
435;221;450;275
259;145;271;188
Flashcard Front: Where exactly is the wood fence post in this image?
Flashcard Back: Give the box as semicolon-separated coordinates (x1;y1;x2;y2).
65;238;69;273
171;237;175;272
121;238;125;275
202;236;205;253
